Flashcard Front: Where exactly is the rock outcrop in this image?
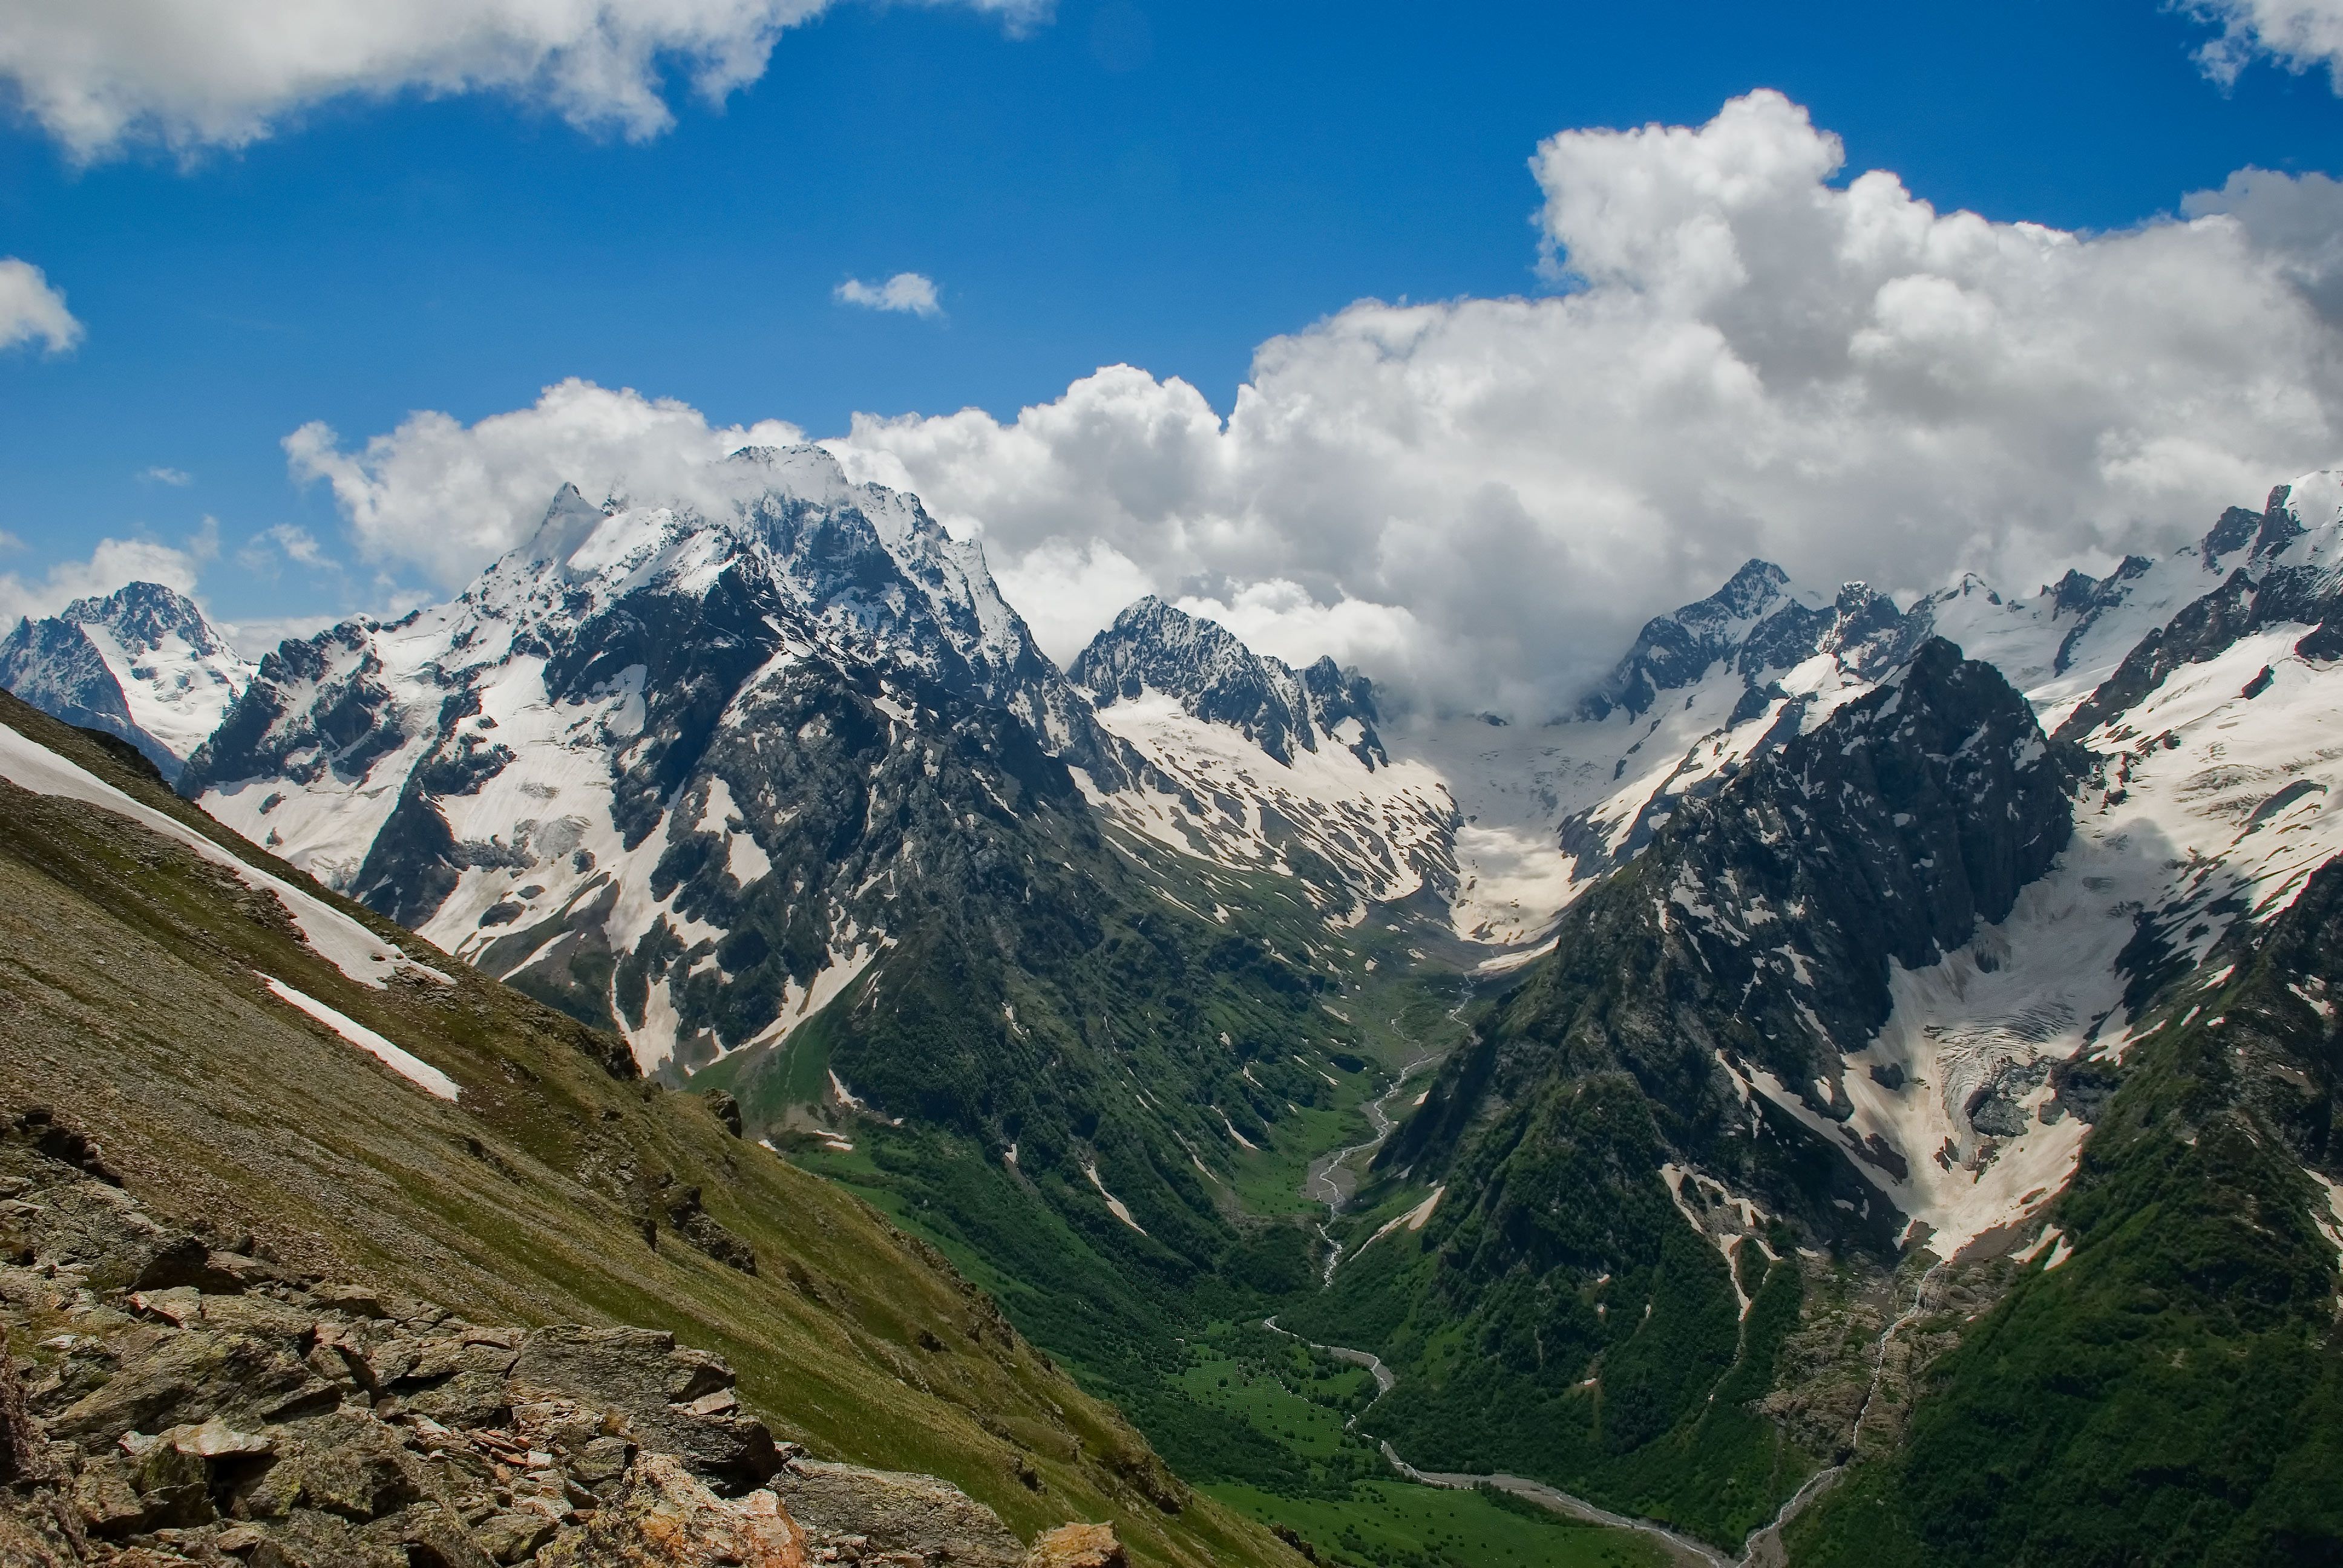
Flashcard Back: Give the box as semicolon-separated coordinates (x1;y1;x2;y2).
1019;1523;1126;1568
0;1131;1099;1568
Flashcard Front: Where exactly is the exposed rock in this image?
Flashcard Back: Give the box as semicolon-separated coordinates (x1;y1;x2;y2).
701;1092;744;1139
511;1327;776;1491
1021;1522;1126;1568
772;1458;1024;1567
656;1187;758;1277
536;1452;805;1567
0;1146;1034;1568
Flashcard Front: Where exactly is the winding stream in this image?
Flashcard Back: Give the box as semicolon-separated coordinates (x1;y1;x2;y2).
1303;988;1478;1283
1303;1045;1441;1282
1278;1004;1951;1568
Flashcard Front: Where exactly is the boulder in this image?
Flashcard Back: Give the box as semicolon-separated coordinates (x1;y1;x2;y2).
772;1459;1023;1567
514;1328;778;1492
1023;1523;1127;1568
536;1452;805;1567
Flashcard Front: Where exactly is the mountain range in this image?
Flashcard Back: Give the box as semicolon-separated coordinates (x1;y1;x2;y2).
5;456;2341;1566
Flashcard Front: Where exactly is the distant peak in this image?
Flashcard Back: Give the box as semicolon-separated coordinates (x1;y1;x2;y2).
725;443;853;506
1712;558;1792;616
61;579;200;624
1112;594;1179;626
54;580;233;659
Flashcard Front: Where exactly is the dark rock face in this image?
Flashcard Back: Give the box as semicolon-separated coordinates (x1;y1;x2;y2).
2189;855;2343;1175
2057;480;2343;743
1575;560;1932;724
185;622;404;792
1395;639;2082;1238
0;1143;1052;1567
1069;596;1388;768
0;621;142;769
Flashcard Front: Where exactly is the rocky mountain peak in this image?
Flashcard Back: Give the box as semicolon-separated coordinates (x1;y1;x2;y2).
1578;560;1930;723
1069;596;1385;769
0;582;251;781
59;581;235;660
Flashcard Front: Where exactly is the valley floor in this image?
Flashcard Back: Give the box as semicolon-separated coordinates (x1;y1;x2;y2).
761;918;1701;1568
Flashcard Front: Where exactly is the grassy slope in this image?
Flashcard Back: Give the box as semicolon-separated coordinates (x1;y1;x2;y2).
0;691;1304;1568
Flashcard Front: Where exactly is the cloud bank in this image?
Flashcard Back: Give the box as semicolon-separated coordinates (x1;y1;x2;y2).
0;0;1048;160
281;92;2343;717
285;377;808;589
2190;0;2343;90
836;273;943;317
0;259;82;353
0;520;215;630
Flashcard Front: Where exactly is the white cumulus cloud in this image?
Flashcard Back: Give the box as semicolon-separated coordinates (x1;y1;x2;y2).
0;0;1049;161
832;90;2343;710
0;520;217;629
284;377;807;587
2188;0;2343;90
835;273;943;317
0;258;82;354
275;94;2343;717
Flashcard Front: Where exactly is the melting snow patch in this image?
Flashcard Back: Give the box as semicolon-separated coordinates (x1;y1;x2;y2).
1342;1186;1445;1273
0;720;440;991
1216;1109;1259;1151
1084;1163;1146;1233
2309;1171;2343;1257
1661;1163;1765;1318
258;975;459;1101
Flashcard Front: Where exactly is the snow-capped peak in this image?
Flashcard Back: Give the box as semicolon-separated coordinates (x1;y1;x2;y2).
0;581;253;779
1070;596;1458;917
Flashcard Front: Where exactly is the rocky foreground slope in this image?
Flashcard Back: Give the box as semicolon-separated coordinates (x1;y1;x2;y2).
0;1125;1127;1568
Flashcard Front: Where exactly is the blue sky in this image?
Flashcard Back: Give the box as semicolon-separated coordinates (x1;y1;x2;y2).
2;0;2341;659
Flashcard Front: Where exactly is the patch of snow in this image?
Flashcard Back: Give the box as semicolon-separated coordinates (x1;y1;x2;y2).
0;717;437;990
1217;1109;1259;1152
1084;1162;1147;1233
257;974;459;1101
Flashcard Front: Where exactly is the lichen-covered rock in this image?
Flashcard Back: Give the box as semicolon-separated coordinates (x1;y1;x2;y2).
0;1148;1024;1568
536;1453;805;1567
772;1458;1023;1567
1021;1522;1126;1568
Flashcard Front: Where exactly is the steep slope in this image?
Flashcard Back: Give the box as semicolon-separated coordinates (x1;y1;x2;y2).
0;688;1306;1568
1269;472;2343;1555
1278;640;2082;1548
1788;855;2343;1566
154;458;1405;1542
1771;472;2343;1565
0;582;252;780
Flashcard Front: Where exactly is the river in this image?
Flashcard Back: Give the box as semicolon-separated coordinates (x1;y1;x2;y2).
1279;996;1947;1567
